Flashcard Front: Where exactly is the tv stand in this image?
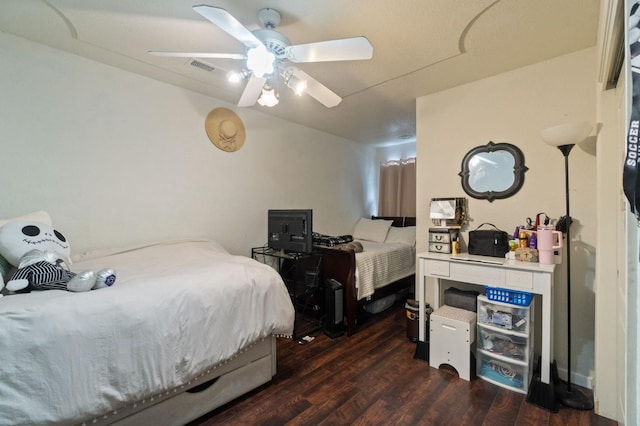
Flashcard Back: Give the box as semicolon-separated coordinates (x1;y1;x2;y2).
251;247;323;340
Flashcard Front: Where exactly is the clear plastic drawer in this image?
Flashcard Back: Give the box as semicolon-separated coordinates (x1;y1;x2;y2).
477;350;531;394
477;295;533;334
477;325;530;362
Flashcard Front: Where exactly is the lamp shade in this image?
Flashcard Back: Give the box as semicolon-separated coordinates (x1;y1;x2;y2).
257;86;279;107
540;122;592;147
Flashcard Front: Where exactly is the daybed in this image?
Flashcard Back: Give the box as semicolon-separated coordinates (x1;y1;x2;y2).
0;239;294;426
316;216;416;335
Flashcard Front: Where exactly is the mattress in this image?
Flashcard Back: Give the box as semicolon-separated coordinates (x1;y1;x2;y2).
355;240;416;300
0;240;294;425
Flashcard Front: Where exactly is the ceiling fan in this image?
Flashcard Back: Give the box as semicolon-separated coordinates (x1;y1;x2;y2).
149;5;373;108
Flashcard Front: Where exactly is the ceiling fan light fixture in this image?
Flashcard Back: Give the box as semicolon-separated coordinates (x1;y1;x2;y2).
246;45;275;78
159;6;367;108
292;79;307;96
227;70;244;83
286;75;307;96
283;67;307;96
257;85;279;107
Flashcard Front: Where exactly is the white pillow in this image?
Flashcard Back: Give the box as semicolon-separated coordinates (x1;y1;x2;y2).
353;218;393;243
385;226;416;246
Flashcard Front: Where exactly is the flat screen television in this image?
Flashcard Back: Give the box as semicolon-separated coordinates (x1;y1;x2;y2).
268;209;313;254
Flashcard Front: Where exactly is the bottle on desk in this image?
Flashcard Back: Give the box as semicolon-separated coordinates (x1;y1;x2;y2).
518;229;529;248
452;237;461;255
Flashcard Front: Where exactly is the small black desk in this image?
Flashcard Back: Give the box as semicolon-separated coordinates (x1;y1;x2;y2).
251;247;323;340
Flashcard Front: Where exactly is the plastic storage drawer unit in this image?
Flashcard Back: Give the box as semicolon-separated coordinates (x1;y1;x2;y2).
476;295;534;394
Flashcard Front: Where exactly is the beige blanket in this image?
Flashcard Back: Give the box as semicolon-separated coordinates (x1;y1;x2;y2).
355;241;416;300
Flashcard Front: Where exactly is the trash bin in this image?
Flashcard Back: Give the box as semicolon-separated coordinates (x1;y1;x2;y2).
405;299;432;342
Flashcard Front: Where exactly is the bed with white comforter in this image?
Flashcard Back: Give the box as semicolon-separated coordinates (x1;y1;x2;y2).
0;239;294;426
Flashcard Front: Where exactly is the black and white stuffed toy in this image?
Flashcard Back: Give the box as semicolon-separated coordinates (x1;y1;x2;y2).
0;220;116;295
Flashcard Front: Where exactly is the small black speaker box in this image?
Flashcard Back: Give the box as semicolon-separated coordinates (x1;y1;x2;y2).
324;278;345;338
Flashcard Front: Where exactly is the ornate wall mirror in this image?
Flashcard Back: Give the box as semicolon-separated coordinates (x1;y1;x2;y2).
459;141;528;202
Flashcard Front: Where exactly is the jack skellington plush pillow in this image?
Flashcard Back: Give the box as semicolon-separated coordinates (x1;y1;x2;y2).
0;221;116;295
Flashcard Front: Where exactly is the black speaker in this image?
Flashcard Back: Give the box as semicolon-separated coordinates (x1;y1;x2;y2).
324;278;345;338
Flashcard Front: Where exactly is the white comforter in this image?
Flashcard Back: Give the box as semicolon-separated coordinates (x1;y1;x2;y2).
0;240;294;426
355;241;416;300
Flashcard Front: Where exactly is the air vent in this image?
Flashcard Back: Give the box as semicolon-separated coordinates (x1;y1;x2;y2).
189;59;215;73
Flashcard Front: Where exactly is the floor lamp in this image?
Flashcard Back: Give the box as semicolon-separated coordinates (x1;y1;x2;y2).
540;122;594;410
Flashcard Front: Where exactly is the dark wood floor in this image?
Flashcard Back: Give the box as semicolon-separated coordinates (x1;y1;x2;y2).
190;301;617;426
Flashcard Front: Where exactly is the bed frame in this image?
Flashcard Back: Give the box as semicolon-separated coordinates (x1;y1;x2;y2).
317;216;416;335
92;337;277;425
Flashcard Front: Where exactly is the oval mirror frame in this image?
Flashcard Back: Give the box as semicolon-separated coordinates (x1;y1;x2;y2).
458;141;528;202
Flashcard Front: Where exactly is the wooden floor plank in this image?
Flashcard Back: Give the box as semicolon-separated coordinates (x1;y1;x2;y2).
455;378;499;425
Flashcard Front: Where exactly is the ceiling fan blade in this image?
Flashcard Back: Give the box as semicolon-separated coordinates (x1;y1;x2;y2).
285;36;373;63
148;51;246;59
193;5;263;49
291;68;341;108
238;75;266;107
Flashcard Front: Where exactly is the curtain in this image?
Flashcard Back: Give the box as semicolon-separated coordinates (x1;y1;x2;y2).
378;157;416;217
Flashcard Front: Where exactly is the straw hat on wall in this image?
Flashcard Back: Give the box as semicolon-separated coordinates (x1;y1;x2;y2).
204;107;246;152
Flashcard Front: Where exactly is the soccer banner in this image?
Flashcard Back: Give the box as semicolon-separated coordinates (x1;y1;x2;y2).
626;1;640;220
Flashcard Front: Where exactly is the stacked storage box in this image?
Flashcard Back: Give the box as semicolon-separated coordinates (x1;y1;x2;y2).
476;294;534;394
428;228;458;253
430;305;477;381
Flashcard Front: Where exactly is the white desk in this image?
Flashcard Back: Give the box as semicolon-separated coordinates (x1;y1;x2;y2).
417;251;556;384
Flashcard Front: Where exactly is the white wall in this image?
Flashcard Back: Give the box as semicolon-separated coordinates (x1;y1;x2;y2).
0;32;373;256
417;48;597;388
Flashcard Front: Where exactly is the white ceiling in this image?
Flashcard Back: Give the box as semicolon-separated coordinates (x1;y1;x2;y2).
0;0;601;146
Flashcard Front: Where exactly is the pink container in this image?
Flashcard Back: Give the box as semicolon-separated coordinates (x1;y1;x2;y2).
537;226;563;265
